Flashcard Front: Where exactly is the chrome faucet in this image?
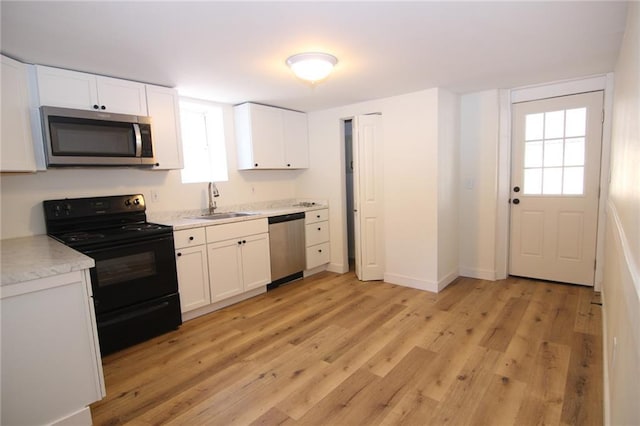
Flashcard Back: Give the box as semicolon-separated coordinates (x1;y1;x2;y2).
208;182;220;215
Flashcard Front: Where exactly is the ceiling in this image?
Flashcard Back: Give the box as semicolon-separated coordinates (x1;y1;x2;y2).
0;1;629;112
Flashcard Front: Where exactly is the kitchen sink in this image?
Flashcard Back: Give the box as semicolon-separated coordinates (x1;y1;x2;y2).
188;212;256;220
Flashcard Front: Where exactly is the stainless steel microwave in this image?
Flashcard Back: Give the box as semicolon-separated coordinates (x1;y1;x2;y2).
40;106;156;167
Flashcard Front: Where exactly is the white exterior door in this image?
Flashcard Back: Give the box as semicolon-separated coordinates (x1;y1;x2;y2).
353;115;384;281
510;91;604;286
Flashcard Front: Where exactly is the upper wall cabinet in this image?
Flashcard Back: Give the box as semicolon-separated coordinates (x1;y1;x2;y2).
35;65;148;116
235;103;309;170
145;85;184;170
1;55;36;172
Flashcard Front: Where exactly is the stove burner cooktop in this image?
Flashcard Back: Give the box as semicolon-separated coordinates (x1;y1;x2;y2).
60;231;106;243
121;223;163;232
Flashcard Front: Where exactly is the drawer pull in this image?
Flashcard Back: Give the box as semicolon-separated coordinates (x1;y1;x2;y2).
189;236;194;241
177;252;182;257
317;227;321;231
318;249;322;253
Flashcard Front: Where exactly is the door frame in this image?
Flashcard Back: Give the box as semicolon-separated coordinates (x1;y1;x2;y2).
496;74;614;291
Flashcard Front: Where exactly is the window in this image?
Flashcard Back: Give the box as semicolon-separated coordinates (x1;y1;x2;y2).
179;99;228;183
523;107;586;195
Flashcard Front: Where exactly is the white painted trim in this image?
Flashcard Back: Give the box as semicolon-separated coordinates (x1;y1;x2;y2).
594;73;615;292
601;286;611;426
326;262;347;274
384;272;438;293
608;200;640;298
495;89;511;280
50;406;92;426
438;269;459;291
459;267;496;281
181;286;266;322
511;74;608;103
304;264;329;277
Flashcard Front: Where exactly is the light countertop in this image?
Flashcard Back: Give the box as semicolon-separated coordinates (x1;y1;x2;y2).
1;235;95;286
154;204;327;231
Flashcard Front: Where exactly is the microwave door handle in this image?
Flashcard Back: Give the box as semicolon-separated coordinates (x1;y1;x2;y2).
133;123;142;157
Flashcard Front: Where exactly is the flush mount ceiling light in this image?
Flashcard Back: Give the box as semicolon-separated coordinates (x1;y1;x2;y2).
286;52;338;83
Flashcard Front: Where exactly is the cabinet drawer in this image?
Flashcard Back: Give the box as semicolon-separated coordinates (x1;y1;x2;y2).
305;209;329;224
206;218;268;243
306;242;330;269
305;222;329;247
174;228;206;249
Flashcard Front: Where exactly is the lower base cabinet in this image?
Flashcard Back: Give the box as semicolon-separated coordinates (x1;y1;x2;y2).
174;218;271;318
1;270;105;425
208;232;271;302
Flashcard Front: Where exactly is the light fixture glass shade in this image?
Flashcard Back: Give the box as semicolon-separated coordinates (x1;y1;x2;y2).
286;52;338;83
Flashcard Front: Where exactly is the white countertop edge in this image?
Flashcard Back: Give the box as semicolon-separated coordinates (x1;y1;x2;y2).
1;235;95;286
156;205;328;231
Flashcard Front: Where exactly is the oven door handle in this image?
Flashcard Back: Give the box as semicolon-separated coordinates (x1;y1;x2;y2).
99;301;170;327
133;123;142;157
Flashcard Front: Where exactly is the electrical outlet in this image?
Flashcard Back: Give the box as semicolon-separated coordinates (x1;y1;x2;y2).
150;189;159;203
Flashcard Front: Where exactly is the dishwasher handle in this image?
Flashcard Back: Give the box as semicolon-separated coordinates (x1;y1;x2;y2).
268;212;305;224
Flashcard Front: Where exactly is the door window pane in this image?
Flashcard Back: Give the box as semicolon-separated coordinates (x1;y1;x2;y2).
525;113;544;141
524;168;542;194
543;139;564;167
520;106;586;196
544;110;565;139
564;138;585;166
543;167;563;194
525;141;543;167
563;167;584;195
565;108;586;137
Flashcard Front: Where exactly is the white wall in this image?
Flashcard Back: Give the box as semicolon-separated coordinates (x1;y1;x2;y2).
458;90;500;280
437;89;460;288
602;2;640;424
0;104;298;239
298;88;459;292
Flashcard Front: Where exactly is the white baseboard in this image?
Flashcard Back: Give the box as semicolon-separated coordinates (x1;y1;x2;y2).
182;286;266;322
384;272;438;293
327;262;348;274
459;267;497;281
438;269;459;291
51;407;92;426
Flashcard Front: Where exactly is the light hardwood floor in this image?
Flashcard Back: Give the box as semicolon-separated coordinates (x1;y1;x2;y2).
91;271;603;425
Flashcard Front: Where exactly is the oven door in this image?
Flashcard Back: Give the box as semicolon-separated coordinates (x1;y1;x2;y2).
84;235;178;314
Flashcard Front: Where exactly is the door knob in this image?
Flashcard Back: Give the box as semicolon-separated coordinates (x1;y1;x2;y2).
513;186;520;193
513;198;520;205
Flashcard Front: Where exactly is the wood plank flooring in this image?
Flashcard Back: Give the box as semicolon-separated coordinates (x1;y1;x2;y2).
90;272;603;425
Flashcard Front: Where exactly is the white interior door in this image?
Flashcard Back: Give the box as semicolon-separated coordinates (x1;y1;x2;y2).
510;91;604;286
353;115;384;281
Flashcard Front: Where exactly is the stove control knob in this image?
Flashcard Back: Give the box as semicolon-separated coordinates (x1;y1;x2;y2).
133;198;140;205
64;203;72;216
53;204;62;216
125;199;132;207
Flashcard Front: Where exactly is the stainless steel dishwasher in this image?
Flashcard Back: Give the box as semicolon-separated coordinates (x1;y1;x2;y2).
267;212;306;289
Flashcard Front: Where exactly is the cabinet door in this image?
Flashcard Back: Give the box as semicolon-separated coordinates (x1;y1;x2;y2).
1;55;36;172
235;103;285;169
282;109;309;168
35;65;98;110
146;85;184;169
96;76;147;115
241;233;272;290
176;246;210;313
208;239;244;302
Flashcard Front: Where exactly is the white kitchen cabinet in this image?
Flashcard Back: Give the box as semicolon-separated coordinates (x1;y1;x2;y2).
0;270;105;426
35;65;147;115
305;209;331;269
206;218;271;302
1;55;37;172
174;228;210;313
235;103;309;170
146;84;184;170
